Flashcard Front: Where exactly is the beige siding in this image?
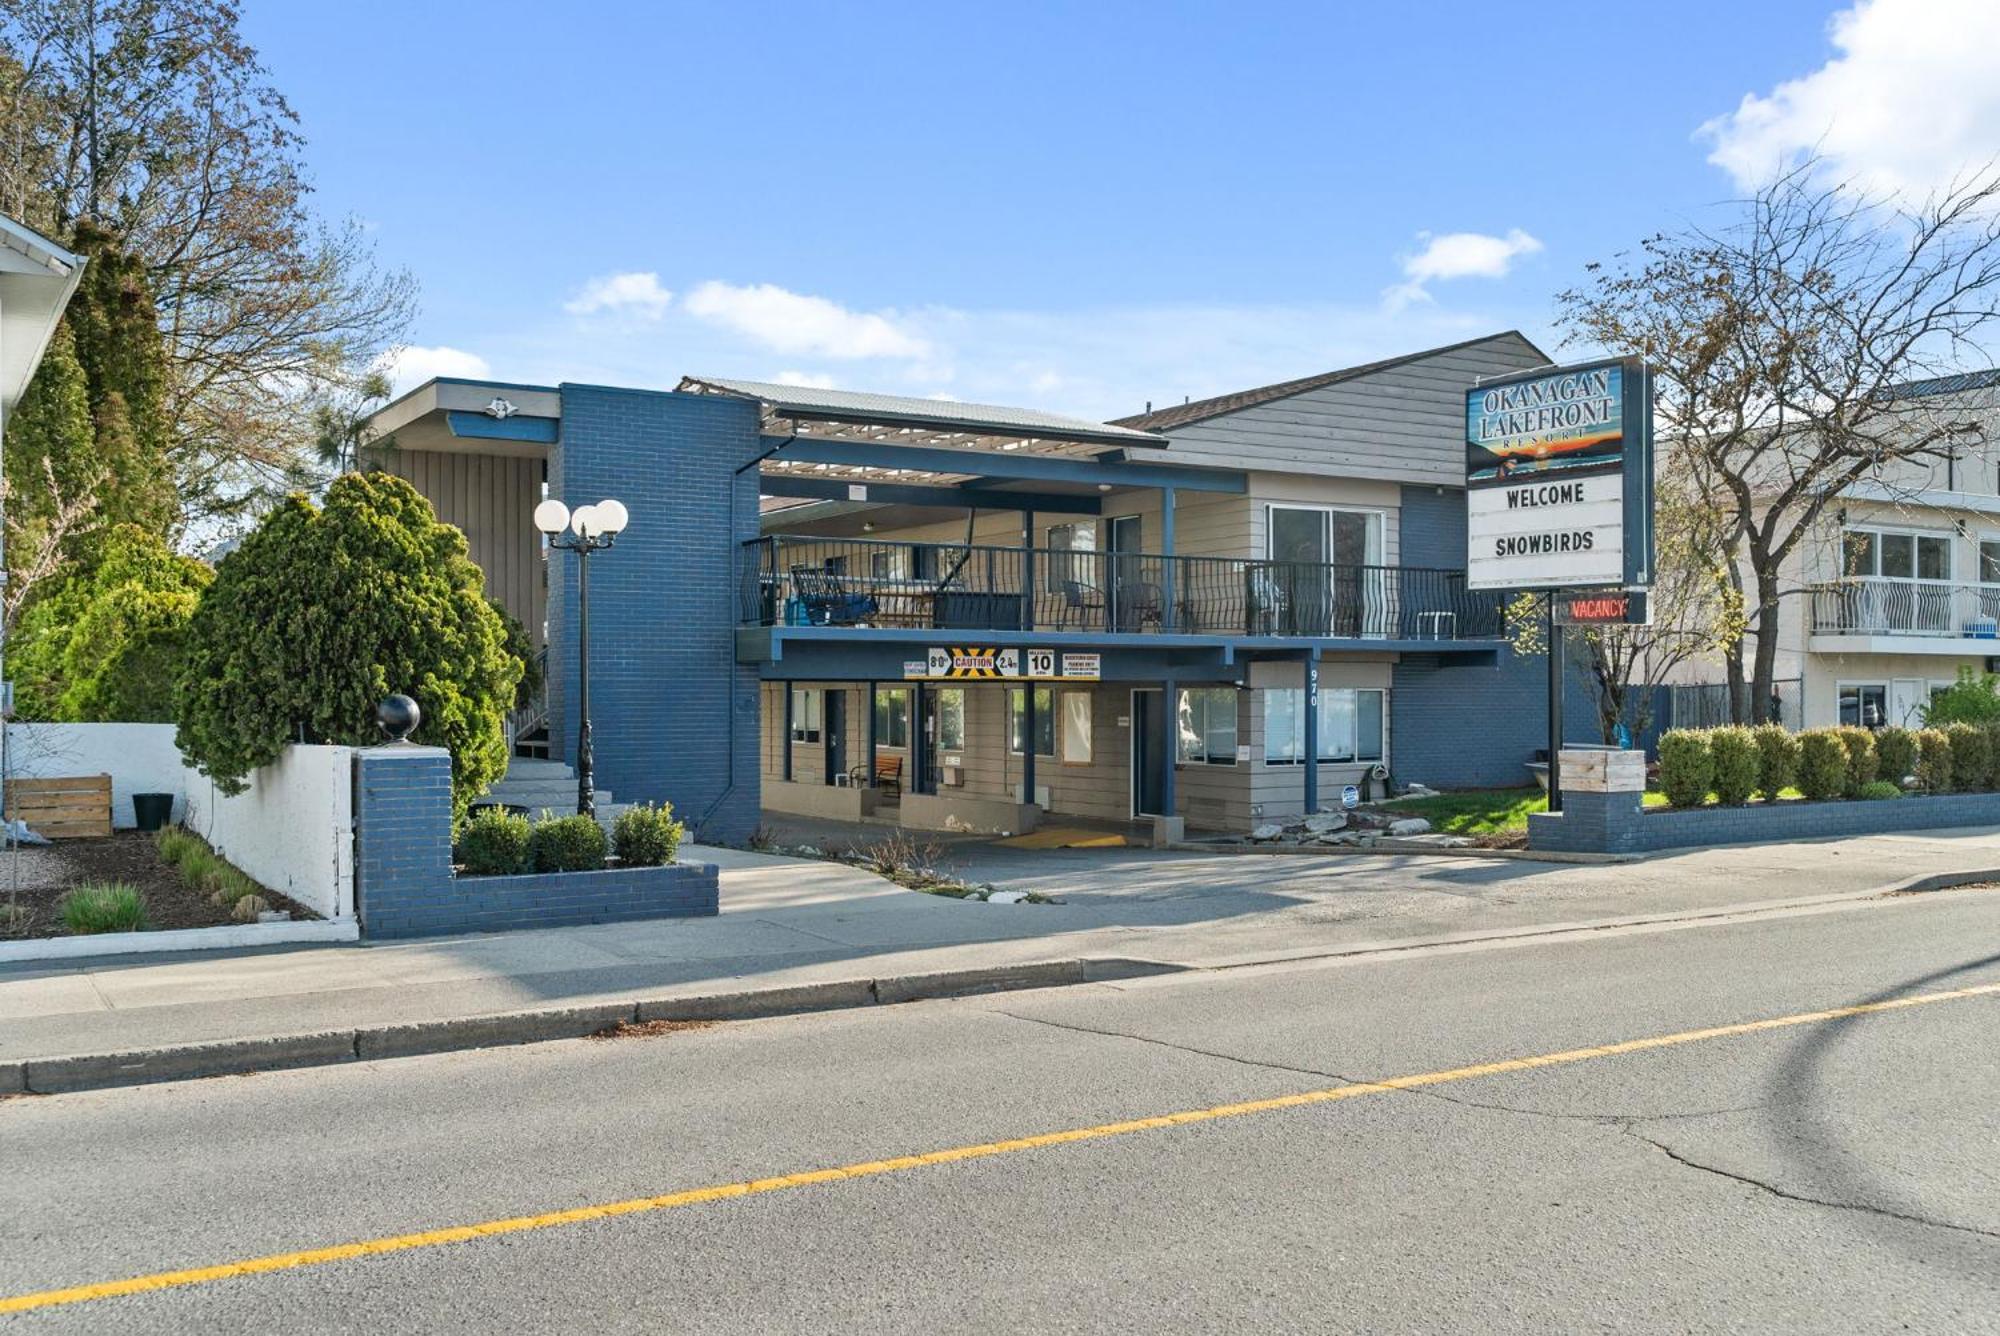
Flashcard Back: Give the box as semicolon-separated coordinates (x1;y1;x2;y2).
1152;334;1549;485
381;449;546;643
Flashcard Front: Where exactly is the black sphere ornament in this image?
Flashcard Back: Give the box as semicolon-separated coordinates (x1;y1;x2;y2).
376;694;421;742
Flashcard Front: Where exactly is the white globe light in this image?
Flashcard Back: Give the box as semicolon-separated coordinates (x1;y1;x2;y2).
570;504;599;537
594;499;629;535
533;499;570;535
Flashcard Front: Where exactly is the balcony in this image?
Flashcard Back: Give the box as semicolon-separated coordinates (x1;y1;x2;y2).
740;534;1503;641
1811;578;2000;649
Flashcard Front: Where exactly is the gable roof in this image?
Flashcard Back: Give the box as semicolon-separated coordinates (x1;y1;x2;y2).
1111;330;1552;432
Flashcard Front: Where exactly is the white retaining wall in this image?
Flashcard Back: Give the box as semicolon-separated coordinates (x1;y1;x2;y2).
6;723;358;921
183;745;356;921
5;722;187;827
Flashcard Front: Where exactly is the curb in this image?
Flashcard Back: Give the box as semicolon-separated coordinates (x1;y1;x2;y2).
3;956;1187;1096
1165;840;1633;865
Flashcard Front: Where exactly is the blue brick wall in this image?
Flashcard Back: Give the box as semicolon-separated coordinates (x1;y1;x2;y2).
354;747;720;938
1529;786;2000;854
1394;484;1642;788
547;386;764;844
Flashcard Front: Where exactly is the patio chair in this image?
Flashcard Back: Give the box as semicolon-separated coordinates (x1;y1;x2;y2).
1059;579;1107;629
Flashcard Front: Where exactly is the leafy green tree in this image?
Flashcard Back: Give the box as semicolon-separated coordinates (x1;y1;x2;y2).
1921;667;2000;727
62;219;175;536
2;319;100;604
175;472;522;818
8;525;210;721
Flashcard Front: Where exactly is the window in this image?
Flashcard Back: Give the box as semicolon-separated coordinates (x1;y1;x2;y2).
937;688;965;751
1045;521;1098;590
1980;540;2000;584
1838;683;1887;729
1263;688;1387;764
1843;527;1950;580
1176;688;1238;765
1008;687;1055;757
789;689;822;744
873;688;910;749
1060;691;1093;764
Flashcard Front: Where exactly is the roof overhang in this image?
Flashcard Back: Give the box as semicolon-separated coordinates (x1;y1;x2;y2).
361;377;561;459
680;373;1179;488
0;214;83;414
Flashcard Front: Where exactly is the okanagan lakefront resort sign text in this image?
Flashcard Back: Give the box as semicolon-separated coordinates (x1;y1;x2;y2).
1464;358;1651;593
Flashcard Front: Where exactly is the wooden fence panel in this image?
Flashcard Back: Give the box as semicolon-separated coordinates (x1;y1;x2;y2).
6;774;113;839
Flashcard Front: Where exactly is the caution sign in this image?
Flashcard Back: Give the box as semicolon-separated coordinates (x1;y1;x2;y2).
907;648;1103;681
944;647;1003;677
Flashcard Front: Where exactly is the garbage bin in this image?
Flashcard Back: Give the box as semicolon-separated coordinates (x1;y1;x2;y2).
132;793;174;832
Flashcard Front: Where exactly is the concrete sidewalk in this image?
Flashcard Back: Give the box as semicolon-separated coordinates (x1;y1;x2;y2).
6;829;2000;1092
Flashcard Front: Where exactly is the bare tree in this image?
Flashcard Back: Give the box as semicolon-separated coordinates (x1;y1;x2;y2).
0;0;415;531
1;455;99;631
1558;159;2000;719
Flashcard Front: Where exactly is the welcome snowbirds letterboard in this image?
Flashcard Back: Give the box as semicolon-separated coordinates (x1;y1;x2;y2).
1463;356;1655;593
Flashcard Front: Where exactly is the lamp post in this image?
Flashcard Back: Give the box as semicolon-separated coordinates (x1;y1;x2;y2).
533;497;630;817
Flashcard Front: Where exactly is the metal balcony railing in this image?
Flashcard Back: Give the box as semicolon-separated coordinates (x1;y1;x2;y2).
1811;578;2000;639
740;534;1503;640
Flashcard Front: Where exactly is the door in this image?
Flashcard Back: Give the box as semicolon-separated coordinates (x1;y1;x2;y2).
824;690;847;785
1131;688;1166;817
1268;506;1385;636
1108;515;1143;630
1889;678;1927;729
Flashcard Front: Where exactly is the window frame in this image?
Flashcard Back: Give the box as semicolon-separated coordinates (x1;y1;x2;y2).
1836;680;1889;729
1007;687;1056;758
1262;686;1387;765
872;687;911;750
936;687;966;752
789;688;823;744
1059;690;1093;765
1841;524;1952;582
1176;687;1239;766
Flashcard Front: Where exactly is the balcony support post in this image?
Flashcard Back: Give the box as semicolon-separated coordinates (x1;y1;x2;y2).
1302;653;1319;815
1022;508;1036;631
866;681;878;790
782;686;794;782
1161;487;1177;632
1160;676;1177;819
1023;685;1038;807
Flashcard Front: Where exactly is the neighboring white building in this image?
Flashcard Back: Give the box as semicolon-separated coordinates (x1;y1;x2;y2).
1708;370;2000;730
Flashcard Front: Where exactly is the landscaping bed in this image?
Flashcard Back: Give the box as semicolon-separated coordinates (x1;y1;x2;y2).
0;831;314;941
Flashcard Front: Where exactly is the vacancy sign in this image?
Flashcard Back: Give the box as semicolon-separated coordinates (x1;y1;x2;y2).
1464;357;1653;593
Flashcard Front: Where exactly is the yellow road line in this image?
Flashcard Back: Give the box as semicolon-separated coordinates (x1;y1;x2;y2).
5;979;1997;1317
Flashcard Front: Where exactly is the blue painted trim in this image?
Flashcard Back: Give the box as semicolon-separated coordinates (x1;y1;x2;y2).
446;410;559;443
769;437;1247;492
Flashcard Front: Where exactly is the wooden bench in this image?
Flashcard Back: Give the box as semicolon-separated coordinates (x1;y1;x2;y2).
6;774;113;839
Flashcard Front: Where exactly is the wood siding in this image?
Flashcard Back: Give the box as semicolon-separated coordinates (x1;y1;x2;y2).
1151;333;1549;486
382;449;546;643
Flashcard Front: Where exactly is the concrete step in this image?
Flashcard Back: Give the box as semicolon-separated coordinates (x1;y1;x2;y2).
487;782;618;813
501;758;575;781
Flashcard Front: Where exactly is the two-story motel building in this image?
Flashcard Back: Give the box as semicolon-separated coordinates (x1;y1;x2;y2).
363;330;1571;842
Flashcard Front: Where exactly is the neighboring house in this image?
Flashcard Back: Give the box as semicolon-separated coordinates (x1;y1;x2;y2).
363;331;1578;842
1697;370;2000;731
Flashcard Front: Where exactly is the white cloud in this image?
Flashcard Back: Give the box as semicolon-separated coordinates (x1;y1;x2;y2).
774;370;836;389
1385;229;1543;311
1701;0;2000;196
564;271;675;319
374;344;491;394
682;281;932;360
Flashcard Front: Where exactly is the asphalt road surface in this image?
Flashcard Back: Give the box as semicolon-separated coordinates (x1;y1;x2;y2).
4;888;1998;1333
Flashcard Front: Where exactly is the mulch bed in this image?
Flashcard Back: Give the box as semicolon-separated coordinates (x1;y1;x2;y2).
0;832;316;941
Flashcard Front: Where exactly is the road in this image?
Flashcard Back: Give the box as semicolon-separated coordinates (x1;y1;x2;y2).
3;887;1998;1332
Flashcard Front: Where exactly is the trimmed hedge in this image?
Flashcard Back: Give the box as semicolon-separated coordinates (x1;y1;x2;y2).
1750;724;1799;801
1657;730;1713;809
1796;731;1849;802
1707;726;1760;806
1873;726;1917;788
1915;728;1953;793
612;803;684;868
1858;780;1902;800
530;814;607;873
1944;723;1990;791
459;809;533;876
1833;726;1878;798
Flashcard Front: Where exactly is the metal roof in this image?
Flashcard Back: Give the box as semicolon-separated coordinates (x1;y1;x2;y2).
1886;367;2000;400
678;375;1167;452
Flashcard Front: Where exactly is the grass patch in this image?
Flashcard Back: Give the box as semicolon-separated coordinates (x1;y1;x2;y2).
155;826;268;905
1381;787;1546;836
59;882;148;934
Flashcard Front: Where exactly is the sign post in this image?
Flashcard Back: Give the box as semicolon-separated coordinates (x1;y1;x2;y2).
1465;357;1654;815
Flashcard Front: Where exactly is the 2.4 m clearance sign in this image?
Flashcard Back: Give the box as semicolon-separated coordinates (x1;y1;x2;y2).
1464;356;1654;593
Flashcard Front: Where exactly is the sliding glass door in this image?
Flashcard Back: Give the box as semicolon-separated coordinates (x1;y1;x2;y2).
1267;506;1384;636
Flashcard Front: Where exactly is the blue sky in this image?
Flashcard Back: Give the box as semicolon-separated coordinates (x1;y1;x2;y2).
242;0;1999;419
